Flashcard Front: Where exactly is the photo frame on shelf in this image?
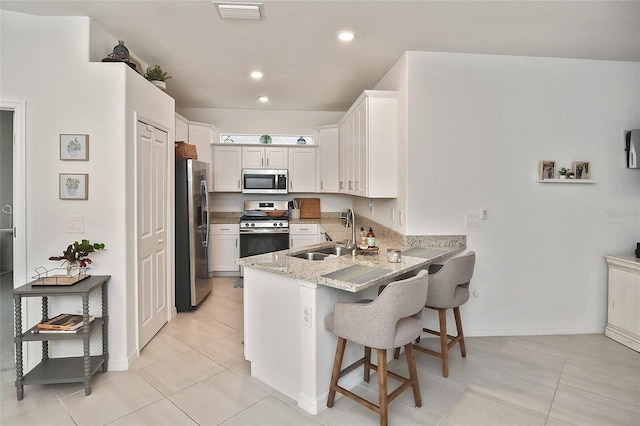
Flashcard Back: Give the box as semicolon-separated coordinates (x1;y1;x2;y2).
60;134;89;161
572;161;590;180
539;160;556;180
59;173;88;200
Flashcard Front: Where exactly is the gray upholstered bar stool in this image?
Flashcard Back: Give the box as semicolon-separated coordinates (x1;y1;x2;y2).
324;270;429;426
412;251;475;378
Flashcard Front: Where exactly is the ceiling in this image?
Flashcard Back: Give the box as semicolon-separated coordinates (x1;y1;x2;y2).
2;1;639;112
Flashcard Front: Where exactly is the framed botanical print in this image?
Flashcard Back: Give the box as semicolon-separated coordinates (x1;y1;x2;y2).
60;134;89;160
59;173;88;200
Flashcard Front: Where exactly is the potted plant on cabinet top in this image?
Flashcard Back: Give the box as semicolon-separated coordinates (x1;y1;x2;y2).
144;64;171;91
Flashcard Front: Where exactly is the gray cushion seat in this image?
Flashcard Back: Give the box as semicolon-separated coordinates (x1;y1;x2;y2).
412;252;476;378
325;270;429;426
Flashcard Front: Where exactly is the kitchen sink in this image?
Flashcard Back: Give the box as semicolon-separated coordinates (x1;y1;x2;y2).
289;245;354;260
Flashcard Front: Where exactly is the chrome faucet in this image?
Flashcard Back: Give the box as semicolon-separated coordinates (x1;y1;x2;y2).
344;208;357;249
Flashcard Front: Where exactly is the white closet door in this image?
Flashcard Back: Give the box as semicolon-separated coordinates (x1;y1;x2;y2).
137;121;168;349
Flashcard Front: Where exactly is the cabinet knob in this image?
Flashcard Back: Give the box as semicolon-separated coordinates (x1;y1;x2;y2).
158;239;163;244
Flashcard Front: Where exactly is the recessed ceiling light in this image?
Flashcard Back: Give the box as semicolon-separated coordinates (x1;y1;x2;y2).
251;71;263;79
258;96;269;103
338;31;354;42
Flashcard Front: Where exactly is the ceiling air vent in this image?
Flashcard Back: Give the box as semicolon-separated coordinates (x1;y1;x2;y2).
214;2;263;20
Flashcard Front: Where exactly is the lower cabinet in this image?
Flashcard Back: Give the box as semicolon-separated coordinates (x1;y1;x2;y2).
290;223;321;249
209;224;240;274
604;255;640;351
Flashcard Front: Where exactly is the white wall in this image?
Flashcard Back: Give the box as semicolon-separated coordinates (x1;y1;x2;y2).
403;51;640;335
1;10;174;370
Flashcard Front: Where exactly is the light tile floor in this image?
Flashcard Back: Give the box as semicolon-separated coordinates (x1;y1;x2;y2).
1;276;639;425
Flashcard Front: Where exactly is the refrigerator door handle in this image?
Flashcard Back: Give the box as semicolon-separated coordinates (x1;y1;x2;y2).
201;179;210;247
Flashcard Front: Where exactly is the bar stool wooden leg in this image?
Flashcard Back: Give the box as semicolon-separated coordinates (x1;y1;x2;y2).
438;308;449;377
404;343;422;407
364;346;372;382
454;307;466;357
327;337;346;408
377;349;388;426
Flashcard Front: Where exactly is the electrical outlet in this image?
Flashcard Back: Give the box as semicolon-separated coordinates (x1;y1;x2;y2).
482;209;488;220
369;199;374;212
392;208;395;221
302;305;312;328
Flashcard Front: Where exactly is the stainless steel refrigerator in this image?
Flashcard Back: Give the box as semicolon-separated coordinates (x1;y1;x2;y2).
175;159;211;312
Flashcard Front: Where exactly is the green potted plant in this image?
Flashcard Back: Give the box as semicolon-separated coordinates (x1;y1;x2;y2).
49;239;106;275
558;167;569;179
144;64;171;91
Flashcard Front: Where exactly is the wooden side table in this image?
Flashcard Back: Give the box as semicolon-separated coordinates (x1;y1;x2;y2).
13;275;110;400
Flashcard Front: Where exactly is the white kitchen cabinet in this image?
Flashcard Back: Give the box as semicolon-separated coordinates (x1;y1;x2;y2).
242;146;288;169
290;223;319;249
188;122;215;165
339;90;397;198
317;126;340;193
288;147;316;193
209;224;240;274
212;145;242;192
175;113;189;142
604;255;640;351
175;114;216;187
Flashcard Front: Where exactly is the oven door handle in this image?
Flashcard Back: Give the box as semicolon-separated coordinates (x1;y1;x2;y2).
239;228;290;234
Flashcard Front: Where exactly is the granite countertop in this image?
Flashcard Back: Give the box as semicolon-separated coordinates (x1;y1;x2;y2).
237;239;464;293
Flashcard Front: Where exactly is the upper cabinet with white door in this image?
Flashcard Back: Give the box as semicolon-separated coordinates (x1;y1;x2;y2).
289;147;317;192
188;122;215;164
212;145;242;192
242;146;288;169
339;90;397;198
175;114;216;187
317;125;340;193
175;113;189;141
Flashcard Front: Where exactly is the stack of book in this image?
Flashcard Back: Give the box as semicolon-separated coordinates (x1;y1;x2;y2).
34;313;95;333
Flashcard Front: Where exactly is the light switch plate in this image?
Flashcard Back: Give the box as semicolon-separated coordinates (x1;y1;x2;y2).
66;215;84;233
466;212;481;227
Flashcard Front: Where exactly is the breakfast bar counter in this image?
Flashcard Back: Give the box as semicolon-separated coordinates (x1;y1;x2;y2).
238;240;465;414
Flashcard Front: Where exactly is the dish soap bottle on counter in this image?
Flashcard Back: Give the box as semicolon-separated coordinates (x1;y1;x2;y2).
359;227;367;247
366;227;376;247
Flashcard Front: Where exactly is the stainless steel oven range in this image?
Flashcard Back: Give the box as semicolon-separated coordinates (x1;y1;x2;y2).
239;200;289;260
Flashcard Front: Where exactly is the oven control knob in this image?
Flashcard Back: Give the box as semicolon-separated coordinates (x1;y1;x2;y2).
251;223;255;227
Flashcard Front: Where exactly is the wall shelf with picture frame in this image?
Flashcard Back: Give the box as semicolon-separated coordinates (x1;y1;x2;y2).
536;179;596;184
537;160;595;183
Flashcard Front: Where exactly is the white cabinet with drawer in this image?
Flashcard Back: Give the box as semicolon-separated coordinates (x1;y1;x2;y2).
209;224;240;274
289;223;319;249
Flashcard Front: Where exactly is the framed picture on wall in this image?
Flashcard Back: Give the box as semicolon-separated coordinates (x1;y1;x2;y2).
59;173;88;200
60;134;89;160
572;161;590;180
539;160;556;180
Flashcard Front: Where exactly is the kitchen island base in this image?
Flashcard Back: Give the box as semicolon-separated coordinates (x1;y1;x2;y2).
243;267;379;414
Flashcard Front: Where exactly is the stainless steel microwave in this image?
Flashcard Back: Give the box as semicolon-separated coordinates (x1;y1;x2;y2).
242;169;288;194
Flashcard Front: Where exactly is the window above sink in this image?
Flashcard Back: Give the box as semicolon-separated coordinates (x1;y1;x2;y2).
220;133;314;145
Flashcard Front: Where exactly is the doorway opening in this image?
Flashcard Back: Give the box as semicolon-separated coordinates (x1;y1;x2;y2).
0;108;14;372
